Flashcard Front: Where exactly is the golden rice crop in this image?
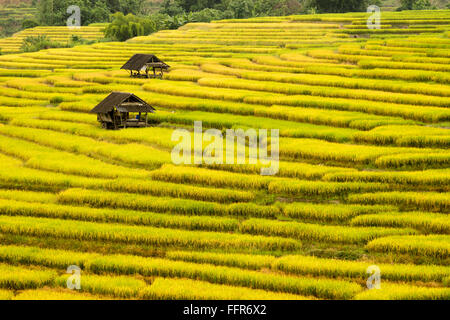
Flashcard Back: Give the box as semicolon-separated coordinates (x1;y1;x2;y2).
0;189;57;204
141;278;310;300
348;192;450;212
323;169;450;188
87;254;361;299
0;161;105;192
354;283;450;300
0;263;57;290
0;132;152;180
282;202;395;223
150;164;273;190
13;117;178;150
166;251;276;270
13;289;99;300
358;59;450;72
374;152;450;169
273;255;450;283
239;218;415;244
268;179;390;197
0;125;172;168
198;77;450;108
58;188;277;218
0;289;13;300
0;199;239;232
444;277;450;287
351;211;450;234
366;235;450;260
280;138;437;165
353;125;450;148
0;215;299;251
0;244;361;299
54;274;147;299
0;245;98;269
102;179;255;203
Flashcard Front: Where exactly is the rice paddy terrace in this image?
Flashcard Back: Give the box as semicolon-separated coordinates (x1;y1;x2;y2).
0;10;449;300
0;24;107;54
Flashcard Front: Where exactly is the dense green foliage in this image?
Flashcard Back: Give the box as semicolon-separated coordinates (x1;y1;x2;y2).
104;12;156;41
37;0;146;26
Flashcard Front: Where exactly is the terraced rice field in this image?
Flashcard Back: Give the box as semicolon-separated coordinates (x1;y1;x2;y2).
0;10;448;300
0;24;107;54
0;5;37;37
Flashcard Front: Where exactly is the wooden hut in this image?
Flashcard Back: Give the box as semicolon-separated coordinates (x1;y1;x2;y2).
90;92;155;130
121;54;170;79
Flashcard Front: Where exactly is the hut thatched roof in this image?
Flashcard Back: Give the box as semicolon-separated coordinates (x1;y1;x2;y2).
120;54;170;71
90;92;155;114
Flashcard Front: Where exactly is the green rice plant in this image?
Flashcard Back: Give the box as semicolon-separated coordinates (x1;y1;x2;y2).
239;218;415;244
13;288;99;300
54;274;147;299
166;251;276;270
0;263;57;290
0;199;239;232
141;278;310;300
348;192;450;212
366;235;450;260
268;179;390;197
351;212;450;234
354;283;450;300
282;202;395;223
273;255;450;283
0;215;300;251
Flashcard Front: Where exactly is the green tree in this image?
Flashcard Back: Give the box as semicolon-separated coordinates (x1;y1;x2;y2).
226;0;255;19
399;0;433;10
312;0;369;13
37;0;54;25
22;19;39;29
104;12;156;41
37;0;146;26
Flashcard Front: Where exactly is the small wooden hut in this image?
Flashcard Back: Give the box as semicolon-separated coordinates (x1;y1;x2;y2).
121;54;170;79
90;92;155;130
